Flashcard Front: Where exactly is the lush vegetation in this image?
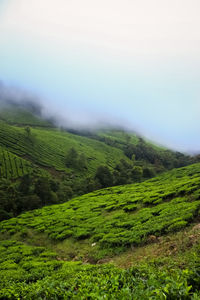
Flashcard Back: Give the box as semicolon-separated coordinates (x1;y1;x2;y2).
0;103;194;224
0;236;200;299
1;101;200;299
1;163;200;261
0;174;73;221
0;146;33;179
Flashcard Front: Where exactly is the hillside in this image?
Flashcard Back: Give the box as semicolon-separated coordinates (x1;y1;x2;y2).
0;101;194;221
0;102;200;298
1;163;200;298
1;162;200;257
0;101;192;176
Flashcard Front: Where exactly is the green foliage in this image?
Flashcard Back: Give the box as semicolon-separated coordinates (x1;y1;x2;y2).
0;104;200;299
95;165;113;188
65;148;88;171
0;106;195;219
0;174;72;221
65;147;78;168
0;240;200;299
1;163;200;253
0;146;32;179
0;120;128;174
34;177;53;205
131;166;143;181
25;126;31;137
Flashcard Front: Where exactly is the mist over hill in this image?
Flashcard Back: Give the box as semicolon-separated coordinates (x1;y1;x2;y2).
0;86;200;300
0;83;42;115
0;83;199;155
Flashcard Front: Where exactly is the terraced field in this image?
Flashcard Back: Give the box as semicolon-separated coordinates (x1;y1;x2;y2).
0;146;33;179
0;120;131;175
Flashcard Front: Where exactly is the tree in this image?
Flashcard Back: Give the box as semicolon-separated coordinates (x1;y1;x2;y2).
113;159;133;185
143;167;155;178
78;153;87;171
50;179;60;192
65;147;78;168
58;185;73;202
18;174;32;195
131;166;143;181
131;154;136;163
34;177;52;205
25;126;36;144
95;166;113;188
25;126;31;138
124;144;136;159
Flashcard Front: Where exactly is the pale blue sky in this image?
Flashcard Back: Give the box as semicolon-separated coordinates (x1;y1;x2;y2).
0;0;200;152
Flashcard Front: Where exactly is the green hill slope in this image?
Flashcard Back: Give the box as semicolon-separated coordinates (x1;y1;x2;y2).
1;163;200;299
1;163;200;259
0;102;192;178
0;101;195;220
0;145;33;179
1;237;200;299
0;120;129;174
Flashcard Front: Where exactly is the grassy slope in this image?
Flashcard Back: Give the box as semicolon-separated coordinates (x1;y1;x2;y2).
1;163;200;298
1;163;200;260
0;105;192;184
0;120;131;176
0;144;49;179
1;105;200;298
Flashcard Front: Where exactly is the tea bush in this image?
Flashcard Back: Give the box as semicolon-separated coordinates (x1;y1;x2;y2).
1;163;200;254
0;240;200;299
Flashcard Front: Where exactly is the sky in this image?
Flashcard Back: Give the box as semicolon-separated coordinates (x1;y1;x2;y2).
0;0;200;153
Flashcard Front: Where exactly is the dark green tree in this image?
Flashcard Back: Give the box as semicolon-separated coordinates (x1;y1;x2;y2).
34;177;52;205
95;166;113;188
25;126;31;138
131;166;143;181
18;174;32;195
65;147;78;168
78;153;87;171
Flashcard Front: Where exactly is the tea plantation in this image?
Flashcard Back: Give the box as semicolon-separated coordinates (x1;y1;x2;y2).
0;146;33;179
1;163;200;298
1;103;200;299
1;239;200;299
0;119;130;174
1;163;200;253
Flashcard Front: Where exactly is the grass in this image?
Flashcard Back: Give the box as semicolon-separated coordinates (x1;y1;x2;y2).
110;222;200;268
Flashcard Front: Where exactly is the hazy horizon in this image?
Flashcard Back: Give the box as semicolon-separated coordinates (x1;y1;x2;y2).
0;0;200;153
